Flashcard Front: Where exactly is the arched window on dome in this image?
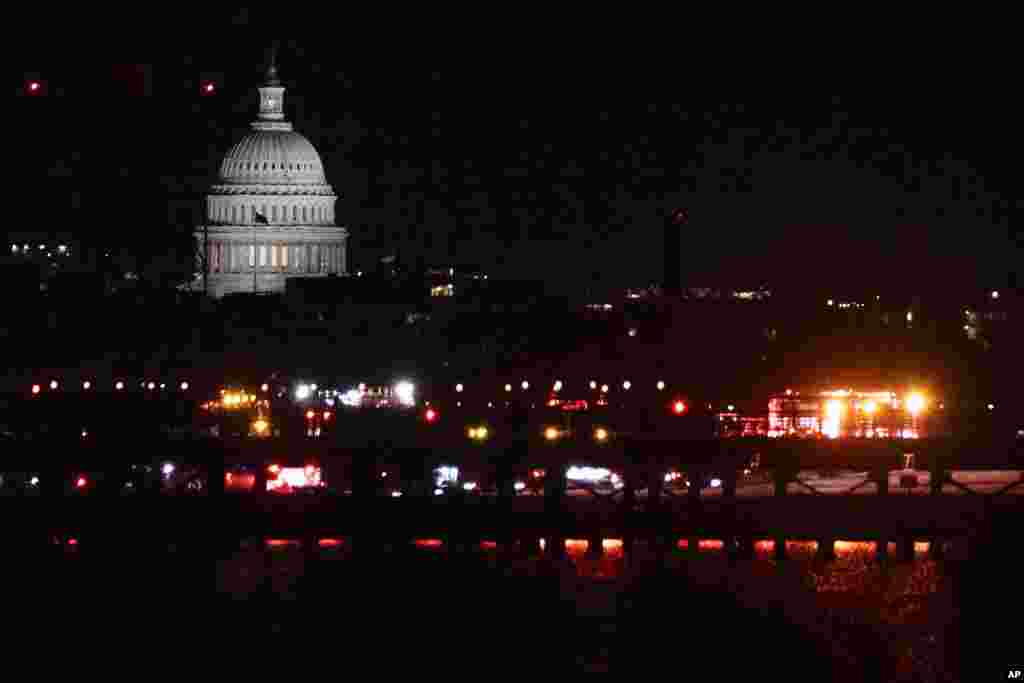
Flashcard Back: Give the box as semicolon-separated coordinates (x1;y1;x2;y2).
271;206;277;222
271;244;278;269
303;206;308;223
293;206;298;222
282;244;289;269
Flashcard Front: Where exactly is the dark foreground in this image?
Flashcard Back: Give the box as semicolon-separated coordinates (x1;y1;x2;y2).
5;518;1022;680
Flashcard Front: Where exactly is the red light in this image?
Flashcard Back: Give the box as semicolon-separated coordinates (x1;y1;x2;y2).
322;411;331;420
27;80;43;95
673;400;687;415
75;476;87;488
425;408;438;422
67;538;78;546
306;410;315;420
31;384;40;395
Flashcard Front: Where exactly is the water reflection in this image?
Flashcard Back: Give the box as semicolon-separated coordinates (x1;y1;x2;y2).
211;533;951;677
224;535;949;615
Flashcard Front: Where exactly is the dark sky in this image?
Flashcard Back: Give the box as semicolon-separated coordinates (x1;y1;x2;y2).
14;34;1020;298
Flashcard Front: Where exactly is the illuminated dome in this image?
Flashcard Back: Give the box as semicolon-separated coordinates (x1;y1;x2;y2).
193;57;347;299
217;129;329;187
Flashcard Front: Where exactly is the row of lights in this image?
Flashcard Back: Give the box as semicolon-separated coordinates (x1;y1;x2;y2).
29;462;180;492
455;380;670;393
10;244;69;254
467;424;615;443
32;380;190;394
32;381;284;397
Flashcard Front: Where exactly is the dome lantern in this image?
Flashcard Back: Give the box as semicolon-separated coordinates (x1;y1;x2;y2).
256;44;286;126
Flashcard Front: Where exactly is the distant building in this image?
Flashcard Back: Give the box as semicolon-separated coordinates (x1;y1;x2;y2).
767;388;937;439
195;57;347;298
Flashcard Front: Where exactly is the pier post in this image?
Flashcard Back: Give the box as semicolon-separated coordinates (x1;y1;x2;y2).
927;453;946;560
773;537;787;562
544;461;566;562
621;464;638;564
496;443;520;558
874;461;889;498
647;463;667;555
816;538;835;562
874;459;890;564
351;449;380;558
724;449;742;563
253;463;268;498
876;537;889;564
772;449;788;562
736;535;754;560
929;453;946;496
207;448;225;498
900;537;916;562
687;465;702;557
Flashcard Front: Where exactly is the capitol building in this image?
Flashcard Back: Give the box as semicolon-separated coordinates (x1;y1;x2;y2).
196;61;347;298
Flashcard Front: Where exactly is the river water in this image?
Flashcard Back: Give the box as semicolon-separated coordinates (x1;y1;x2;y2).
208;537;957;679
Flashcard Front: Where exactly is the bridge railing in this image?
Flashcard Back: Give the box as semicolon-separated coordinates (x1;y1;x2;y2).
5;434;1022;566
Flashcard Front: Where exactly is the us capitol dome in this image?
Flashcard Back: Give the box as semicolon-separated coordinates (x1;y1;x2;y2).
195;60;347;297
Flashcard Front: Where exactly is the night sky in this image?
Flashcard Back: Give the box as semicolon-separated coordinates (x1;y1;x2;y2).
15;33;1020;299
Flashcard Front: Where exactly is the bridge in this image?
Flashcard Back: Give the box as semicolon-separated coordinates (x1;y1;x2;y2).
4;430;1021;564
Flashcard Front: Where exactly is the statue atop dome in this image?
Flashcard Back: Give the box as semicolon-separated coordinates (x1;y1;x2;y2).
265;42;281;87
256;44;287;127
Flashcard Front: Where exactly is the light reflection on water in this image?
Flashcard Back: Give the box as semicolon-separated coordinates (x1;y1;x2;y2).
211;534;950;676
233;536;945;597
216;536;951;600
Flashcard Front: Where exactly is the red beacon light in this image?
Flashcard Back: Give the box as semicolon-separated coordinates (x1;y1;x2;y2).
31;384;41;395
322;411;331;421
305;410;315;420
75;476;88;489
27;80;43;95
425;408;438;423
672;400;687;415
